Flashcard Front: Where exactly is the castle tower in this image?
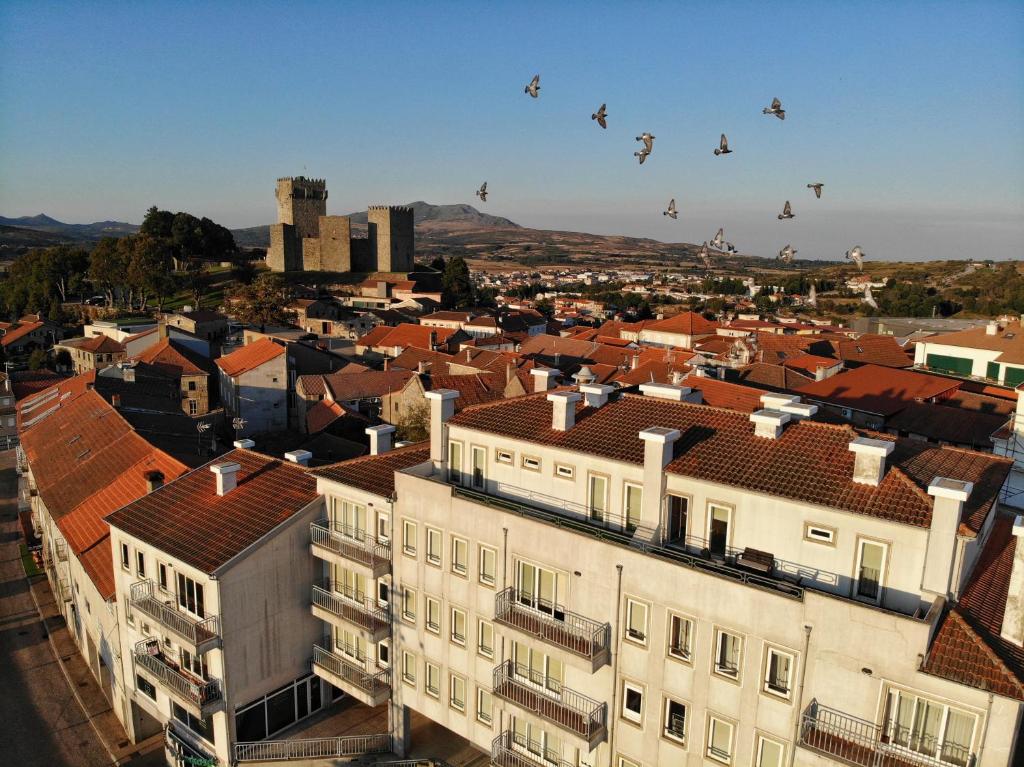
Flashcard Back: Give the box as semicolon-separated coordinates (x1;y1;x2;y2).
367;205;415;273
276;177;327;239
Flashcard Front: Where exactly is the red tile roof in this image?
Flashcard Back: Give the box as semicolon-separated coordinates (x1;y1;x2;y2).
10;369;66;401
731;363;814;392
0;320;45;347
390;347;458;373
835;334;913;368
921;321;1024;365
796;364;962;416
312;443;430;497
355;324;397;349
613;360;693;387
642;311;719;336
61;334;126;354
135;337;210;377
886;402;1006;449
79;539;116;600
374;324;458;351
448;393;1010;535
324;369;415;401
106;449;320;573
307;399;345;434
688;377;766;413
215;337;285;377
429;373;507;408
781;354;843;375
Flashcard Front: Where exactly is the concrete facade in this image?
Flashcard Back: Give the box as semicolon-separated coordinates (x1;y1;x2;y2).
218;352;288;436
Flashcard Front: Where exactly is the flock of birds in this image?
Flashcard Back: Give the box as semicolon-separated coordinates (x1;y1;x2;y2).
475;75;870;288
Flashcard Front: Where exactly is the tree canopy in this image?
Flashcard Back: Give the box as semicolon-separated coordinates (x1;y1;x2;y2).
227;274;297;331
441;257;474;308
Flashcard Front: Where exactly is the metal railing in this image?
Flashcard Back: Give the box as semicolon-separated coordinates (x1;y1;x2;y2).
310;518;391;571
491;730;575;767
165;723;218;766
234;732;389;763
494;587;610;663
134;641;222;710
311;644;390;699
799;700;974;767
492;660;606;741
130;580;220;649
55;538;67;562
311;580;390;635
57;575;71;603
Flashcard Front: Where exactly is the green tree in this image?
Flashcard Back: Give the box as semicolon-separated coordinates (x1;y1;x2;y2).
54;348;72;371
228;274;296;332
41;245;90;303
140;205;175;239
441;257;474;309
27;349;47;370
395;401;430;442
89;237;129;307
126;234;176;311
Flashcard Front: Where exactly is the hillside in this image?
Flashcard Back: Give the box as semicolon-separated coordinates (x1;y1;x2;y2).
0;214;139;240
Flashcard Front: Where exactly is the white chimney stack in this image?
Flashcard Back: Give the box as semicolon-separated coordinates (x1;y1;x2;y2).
639;383;691;401
579;383;614;409
761;393;818;421
425;389;459;468
366;424;396;455
530;368;558;393
285;449;312;467
548;391;582;431
923;477;973;597
1001;515;1024;647
750;409;791;439
211;461;241;496
639;427;682;544
986;321;999;336
233;439;255;449
848;437;895;486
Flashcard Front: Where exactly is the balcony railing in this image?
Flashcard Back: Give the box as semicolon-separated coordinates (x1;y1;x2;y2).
491;730;574;767
55;538;67;562
311;644;390;699
311;580;390;636
494;587;610;665
310;518;391;572
492;660;606;742
57;575;71;603
134;641;222;712
234;732;389;763
165;723;218;766
130;580;220;651
799;700;974;767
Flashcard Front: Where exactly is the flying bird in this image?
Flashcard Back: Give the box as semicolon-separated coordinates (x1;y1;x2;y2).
524;74;540;98
808;284;817;307
778;244;797;263
807;183;824;199
778;200;794;220
634;149;650;165
663;198;678;219
475;182;487;203
714;134;732;156
762;97;785;120
863;285;878;309
698;242;713;269
592;103;608;129
711;228;726;250
846;246;865;270
636;133;655;153
723;241;737;254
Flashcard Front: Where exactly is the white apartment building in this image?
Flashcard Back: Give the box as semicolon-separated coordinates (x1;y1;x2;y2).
914;319;1024;387
215;337;288;436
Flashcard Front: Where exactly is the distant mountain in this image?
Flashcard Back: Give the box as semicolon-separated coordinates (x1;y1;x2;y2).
346;202;520;230
0;224;71;253
0;214;139;241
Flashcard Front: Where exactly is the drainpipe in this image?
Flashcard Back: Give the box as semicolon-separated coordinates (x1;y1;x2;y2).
789;624;813;767
499;525;509;741
607;564;624;766
976;692;995;765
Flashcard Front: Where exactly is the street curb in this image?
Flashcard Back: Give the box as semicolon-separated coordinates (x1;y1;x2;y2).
24;574;123;767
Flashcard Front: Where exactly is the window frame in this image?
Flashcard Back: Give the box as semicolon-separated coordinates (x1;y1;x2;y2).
425;596;441;634
521;454;541;472
425;661;441;699
623;482;644;532
450;606;467;646
554;463;575;480
706;501;733;557
478;545;496;587
665;493;690;544
803;522;837;547
402;519;417;557
120;542;130;570
705;714;735;764
624;597;649;646
754;734;786;767
712;627;743;682
448;440;464;484
477;619;494;659
470;444;487;489
588;471;610;521
662;697;688;745
667;612;695;664
158;562;169;592
495;448;514;465
449;673;467;713
762;646;796;701
425;526;443;567
854;536;889;605
476;687;493;725
451;535;469;577
401;651;416;687
621;679;645;726
401;586;417;624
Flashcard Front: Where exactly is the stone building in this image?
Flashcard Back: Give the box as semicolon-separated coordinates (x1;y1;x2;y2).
267;177;415;275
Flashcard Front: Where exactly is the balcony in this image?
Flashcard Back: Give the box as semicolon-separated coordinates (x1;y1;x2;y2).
134;640;223;719
55;538;67;562
494;588;610;672
56;575;71;603
311;580;390;643
165;723;219;766
310;644;390;707
799;700;974;767
234;733;389;764
310;518;391;579
492;660;606;749
491;730;574;767
130;580;221;654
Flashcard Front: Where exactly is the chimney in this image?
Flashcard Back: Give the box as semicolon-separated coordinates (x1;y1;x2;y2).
366;424;396;455
210;461;241;496
383;358;390;371
548;391;582;431
425;389;460;468
158;320;169;340
233;439;255;449
573;366;597;386
285;449;312;466
1001;515;1024;647
750;409;791;439
428;330;437;349
670;370;685;386
815;364;828;381
631;353;641;371
759;393;819;421
923;478;973;597
530;368;558;393
111;393;122;408
144;470;164;494
639;427;681;544
848;437;895;486
417;360;428;374
466;349;472;362
639;382;691;401
986;321;999;336
579;383;614;409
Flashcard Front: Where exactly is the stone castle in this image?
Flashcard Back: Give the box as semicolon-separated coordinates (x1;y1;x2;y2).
267;176;415;273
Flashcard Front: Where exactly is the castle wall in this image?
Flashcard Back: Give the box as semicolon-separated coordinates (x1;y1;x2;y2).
351;238;374;272
301;238;321;271
276;177;326;240
318;216;352;272
268;223;301;272
367;206;414;272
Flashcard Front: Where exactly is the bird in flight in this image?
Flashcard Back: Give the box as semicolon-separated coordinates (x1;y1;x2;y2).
714;134;732;156
698;242;713;269
711;228;726;250
763;97;785;120
592;104;608;129
846;246;865;270
663;199;678;219
524;74;540;98
778;201;794;220
778;244;797;263
807;183;824;199
475;182;487;203
634;149;650;165
863;284;878;309
636;133;655;153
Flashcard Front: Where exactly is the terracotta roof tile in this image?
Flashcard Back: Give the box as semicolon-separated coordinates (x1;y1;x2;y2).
60;334;126;354
215;337;285;377
730;363;814;392
642;311;719;335
306;400;345;434
135;337;211;377
781;354;843;375
429;373;507;408
613;361;693;387
688;377;766;413
886;402;1006;449
79;538;116;600
324;369;415;401
312;443;430;497
836;334;913;368
796;364;962;416
922;321;1024;365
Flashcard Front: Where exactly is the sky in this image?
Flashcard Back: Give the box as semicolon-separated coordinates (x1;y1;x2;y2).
1;1;1022;262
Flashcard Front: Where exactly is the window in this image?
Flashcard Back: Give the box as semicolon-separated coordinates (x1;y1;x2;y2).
856;539;888;604
402;586;417;623
554;463;574;479
477;688;493;725
449;673;466;712
714;629;742;679
668;614;694;662
621;681;644;724
478;546;496;586
521;455;541;471
625;598;648;645
666;494;688;543
451;536;469;576
755;735;785;767
377;641;389;668
471;446;486;489
804;523;836;546
618;759;641;767
158;563;168;592
884;688;977;767
176;574;205;619
763;647;795;699
426;527;442;566
477;619;494;658
173;702;216;745
496;449;513;465
188;399;198;415
334;499;367;539
448;441;463;483
188;380;197;391
512;642;563;694
515;560;566;617
588;473;608;522
402;519;417;556
425;662;440;698
376;512;389;543
136;674;156;700
706;715;734;764
425;597;441;634
124;596;134;626
663;698;687;744
120;543;130;570
708;503;731;557
402;651;416;686
450;607;467;646
624;483;643;532
180;648;207;680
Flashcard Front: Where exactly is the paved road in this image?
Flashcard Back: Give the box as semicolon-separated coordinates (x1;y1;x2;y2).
0;451;113;767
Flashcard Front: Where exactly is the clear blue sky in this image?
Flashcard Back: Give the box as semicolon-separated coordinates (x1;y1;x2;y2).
1;1;1021;261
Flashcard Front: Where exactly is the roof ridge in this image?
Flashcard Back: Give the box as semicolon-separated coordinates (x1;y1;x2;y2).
313;441;429;472
947;608;1024;697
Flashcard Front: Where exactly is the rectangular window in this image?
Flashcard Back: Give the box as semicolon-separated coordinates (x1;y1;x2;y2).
714;629;742;680
471;446;486;489
554;463;574;479
521;455;541;472
755;735;785;767
402;519;417;556
448;441;463;483
451;536;469;576
664;698;687;744
515;560;566;617
425;596;441;634
668;614;694;662
477;688;493;725
176;574;205;619
377;641;390;668
450;607;467;646
402;586;417;623
588;474;608;522
803;523;836;546
477;619;494;658
666;494;688;543
625;598;648;644
884;688;977;767
708;503;731;557
512;642;563;695
136;674;156;700
706;716;734;764
496;449;514;465
188;399;198;415
856;539;888;604
621;681;644;724
120;543;130;570
158;563;168;592
478;545;496;586
624;483;643;532
449;674;466;712
402;651;416;686
763;647;795;699
425;662;440;698
426;527;442;566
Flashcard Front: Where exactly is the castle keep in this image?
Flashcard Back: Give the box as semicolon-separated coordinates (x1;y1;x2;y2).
267;176;415;273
